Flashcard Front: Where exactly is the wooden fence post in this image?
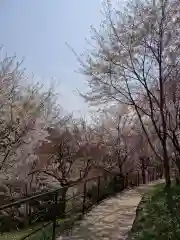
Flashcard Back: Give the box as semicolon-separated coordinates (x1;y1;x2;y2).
154;167;157;180
125;174;128;188
137;171;140;186
97;176;101;201
59;187;68;219
82;181;87;214
52;191;58;240
147;169;150;182
28;202;32;225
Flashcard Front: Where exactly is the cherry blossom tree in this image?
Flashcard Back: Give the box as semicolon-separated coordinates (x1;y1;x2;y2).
79;0;180;187
92;105;135;174
0;53;58;199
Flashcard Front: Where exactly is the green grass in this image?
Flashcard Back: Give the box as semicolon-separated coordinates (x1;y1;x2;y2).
129;182;180;240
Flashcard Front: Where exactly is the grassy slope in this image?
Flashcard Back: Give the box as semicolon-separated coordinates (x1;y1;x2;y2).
129;182;180;240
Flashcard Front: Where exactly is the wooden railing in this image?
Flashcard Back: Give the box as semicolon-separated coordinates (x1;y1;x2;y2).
0;166;163;240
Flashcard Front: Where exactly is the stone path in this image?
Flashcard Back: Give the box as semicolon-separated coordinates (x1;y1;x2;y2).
57;179;164;240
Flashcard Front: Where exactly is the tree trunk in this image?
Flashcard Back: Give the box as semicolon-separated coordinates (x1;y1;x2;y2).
158;4;171;188
174;157;180;184
140;157;146;184
162;145;171;187
142;169;146;184
175;157;180;175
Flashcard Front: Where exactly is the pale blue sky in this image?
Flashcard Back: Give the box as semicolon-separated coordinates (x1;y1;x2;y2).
0;0;103;117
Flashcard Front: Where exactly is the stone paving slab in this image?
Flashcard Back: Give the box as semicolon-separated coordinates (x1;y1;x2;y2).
57;179;164;240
